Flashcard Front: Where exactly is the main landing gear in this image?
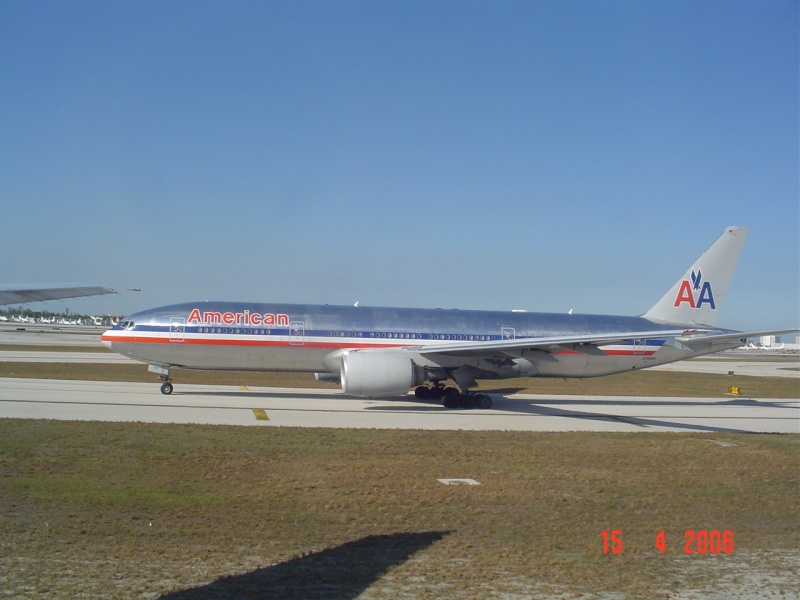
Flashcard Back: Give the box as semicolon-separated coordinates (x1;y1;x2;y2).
414;383;493;409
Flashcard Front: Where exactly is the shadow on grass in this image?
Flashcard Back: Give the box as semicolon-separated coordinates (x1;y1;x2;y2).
158;530;450;600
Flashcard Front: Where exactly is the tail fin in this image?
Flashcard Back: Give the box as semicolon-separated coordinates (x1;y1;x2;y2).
642;226;748;327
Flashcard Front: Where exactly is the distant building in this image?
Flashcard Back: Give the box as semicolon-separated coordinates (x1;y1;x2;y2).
760;335;778;347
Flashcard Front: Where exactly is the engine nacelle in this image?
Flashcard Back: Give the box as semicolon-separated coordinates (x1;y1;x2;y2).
341;351;425;397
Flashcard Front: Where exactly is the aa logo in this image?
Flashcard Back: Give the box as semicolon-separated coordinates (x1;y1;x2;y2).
674;269;716;309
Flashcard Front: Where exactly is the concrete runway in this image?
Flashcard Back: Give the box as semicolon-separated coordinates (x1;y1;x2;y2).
0;323;105;345
1;377;797;433
651;356;800;378
0;350;130;363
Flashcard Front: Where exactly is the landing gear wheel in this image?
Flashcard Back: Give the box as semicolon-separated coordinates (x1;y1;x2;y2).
415;386;431;400
160;382;174;395
475;394;493;409
443;396;460;409
429;385;446;401
443;387;461;409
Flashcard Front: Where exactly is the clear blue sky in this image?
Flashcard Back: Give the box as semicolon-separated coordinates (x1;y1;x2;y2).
1;0;797;332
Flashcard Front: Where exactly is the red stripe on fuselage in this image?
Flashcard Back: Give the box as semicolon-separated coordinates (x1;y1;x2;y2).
100;334;409;351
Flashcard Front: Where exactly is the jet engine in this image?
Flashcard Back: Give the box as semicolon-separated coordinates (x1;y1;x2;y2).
314;372;341;384
341;351;426;397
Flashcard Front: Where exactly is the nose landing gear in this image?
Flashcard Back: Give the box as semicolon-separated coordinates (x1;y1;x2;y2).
149;364;174;395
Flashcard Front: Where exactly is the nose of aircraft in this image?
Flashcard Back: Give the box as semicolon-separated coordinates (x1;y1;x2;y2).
101;330;112;349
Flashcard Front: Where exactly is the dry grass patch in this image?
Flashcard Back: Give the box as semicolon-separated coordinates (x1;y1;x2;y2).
0;420;797;598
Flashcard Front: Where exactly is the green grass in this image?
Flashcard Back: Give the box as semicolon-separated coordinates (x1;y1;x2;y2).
0;421;797;598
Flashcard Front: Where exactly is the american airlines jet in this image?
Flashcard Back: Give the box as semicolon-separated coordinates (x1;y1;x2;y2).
101;227;796;408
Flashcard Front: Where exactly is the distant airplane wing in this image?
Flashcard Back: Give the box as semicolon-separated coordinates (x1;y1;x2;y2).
416;329;691;359
0;286;115;305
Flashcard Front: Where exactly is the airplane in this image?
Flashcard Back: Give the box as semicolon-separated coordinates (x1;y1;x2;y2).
101;226;798;408
0;285;115;306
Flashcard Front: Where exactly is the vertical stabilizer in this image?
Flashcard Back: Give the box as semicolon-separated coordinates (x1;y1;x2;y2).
642;226;748;326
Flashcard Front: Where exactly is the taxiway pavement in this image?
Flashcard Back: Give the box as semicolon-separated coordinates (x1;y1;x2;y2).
0;350;131;363
1;377;797;433
0;323;105;345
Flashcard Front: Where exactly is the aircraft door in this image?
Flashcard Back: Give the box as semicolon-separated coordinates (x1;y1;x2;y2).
633;338;646;355
290;321;305;346
501;327;515;341
170;317;185;343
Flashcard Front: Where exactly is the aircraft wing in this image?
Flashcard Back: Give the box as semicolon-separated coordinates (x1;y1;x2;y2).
0;286;116;305
416;329;691;359
413;327;799;361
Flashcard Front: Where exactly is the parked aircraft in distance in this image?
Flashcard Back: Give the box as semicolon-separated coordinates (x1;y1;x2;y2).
102;227;797;408
0;285;114;306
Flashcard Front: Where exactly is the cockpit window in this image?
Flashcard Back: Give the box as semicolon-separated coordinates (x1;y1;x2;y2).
120;320;135;330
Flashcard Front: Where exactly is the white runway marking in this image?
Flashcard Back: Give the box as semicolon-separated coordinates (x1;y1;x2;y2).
0;378;797;433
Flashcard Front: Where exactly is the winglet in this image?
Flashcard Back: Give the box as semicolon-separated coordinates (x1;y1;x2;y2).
642;227;748;327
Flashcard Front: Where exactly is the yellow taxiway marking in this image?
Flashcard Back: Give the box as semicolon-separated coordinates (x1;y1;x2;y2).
252;409;269;421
